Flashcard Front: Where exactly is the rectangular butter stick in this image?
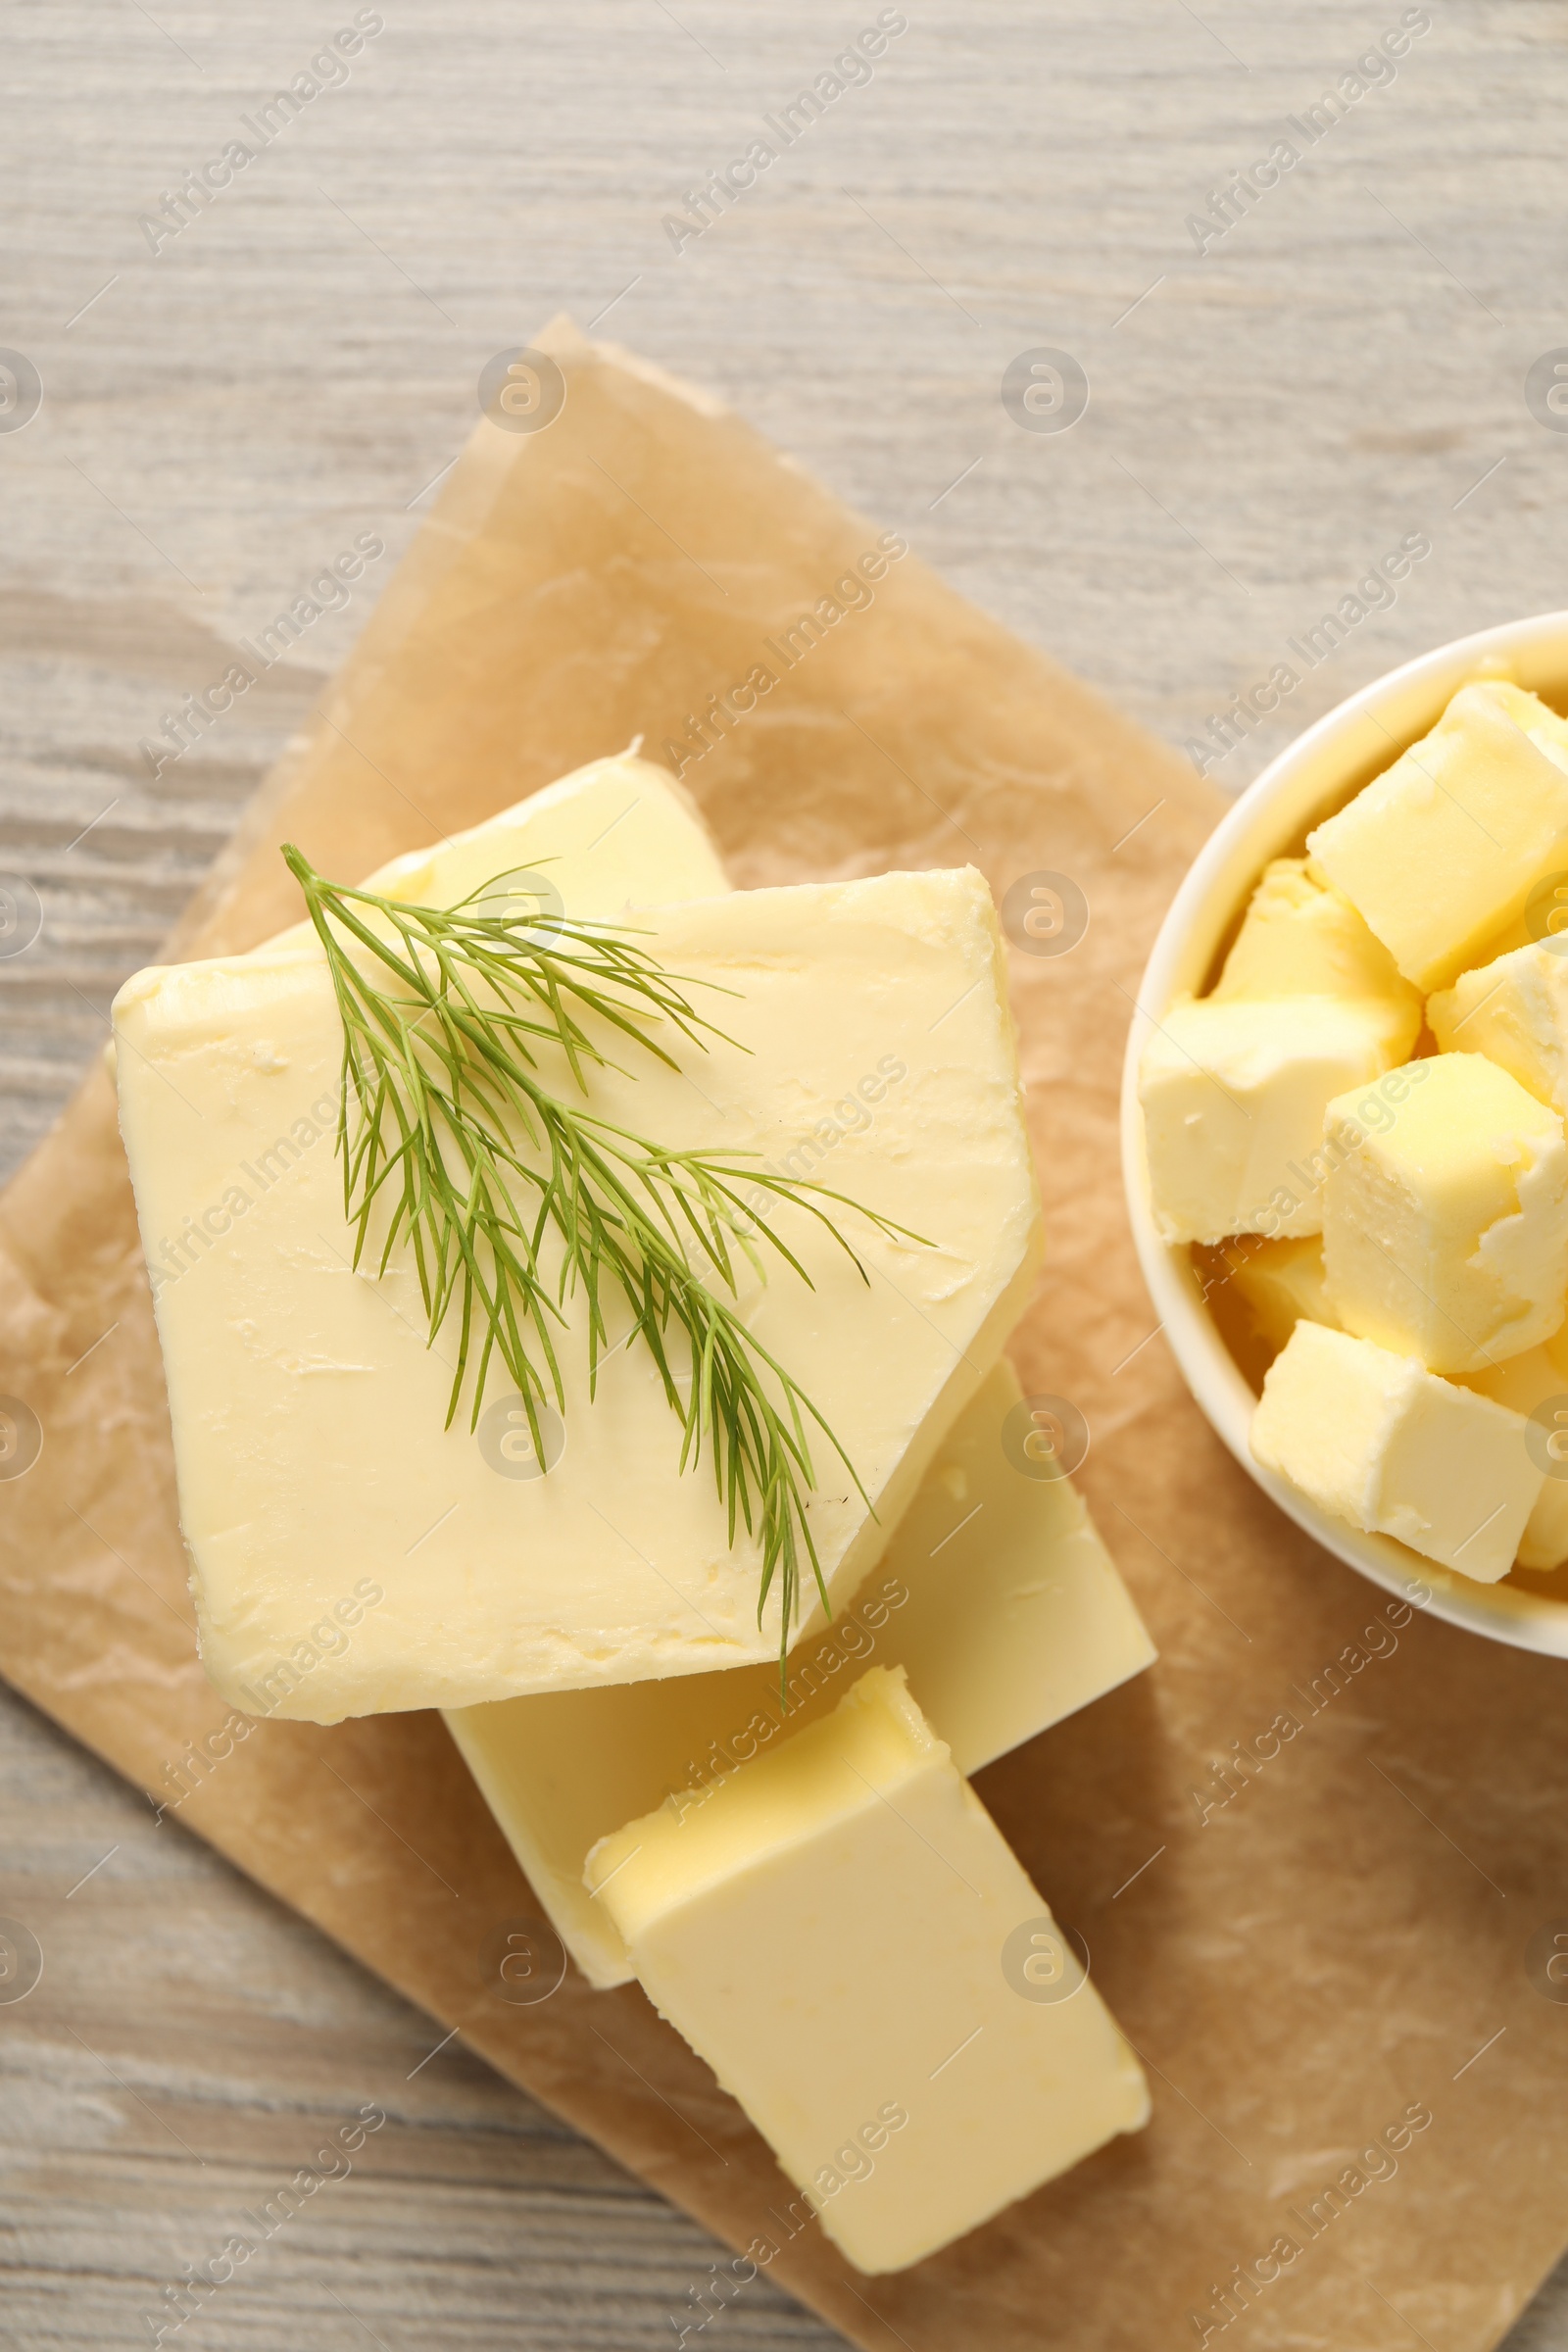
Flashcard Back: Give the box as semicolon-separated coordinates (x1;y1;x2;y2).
446;1355;1154;1985
589;1664;1150;2275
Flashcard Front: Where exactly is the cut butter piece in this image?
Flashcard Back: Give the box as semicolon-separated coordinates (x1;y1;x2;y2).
114;849;1042;1719
1251;1320;1541;1581
1211;856;1420;1029
858;1356;1154;1775
1460;1336;1568;1570
1320;1052;1568;1374
589;1665;1150;2274
1138;994;1412;1245
1230;1235;1336;1358
270;750;730;941
1307;682;1568;992
1500;678;1568;770
1430;943;1568;1120
446;1357;1155;1988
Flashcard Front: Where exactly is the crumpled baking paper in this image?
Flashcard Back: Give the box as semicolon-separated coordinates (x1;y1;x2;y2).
3;318;1565;2352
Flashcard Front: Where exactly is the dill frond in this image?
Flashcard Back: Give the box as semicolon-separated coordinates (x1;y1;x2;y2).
282;844;919;1661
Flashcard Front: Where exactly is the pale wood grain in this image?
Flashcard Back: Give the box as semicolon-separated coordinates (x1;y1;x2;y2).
4;0;1568;2342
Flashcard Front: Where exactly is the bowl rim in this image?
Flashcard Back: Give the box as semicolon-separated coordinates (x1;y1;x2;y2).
1120;607;1568;1657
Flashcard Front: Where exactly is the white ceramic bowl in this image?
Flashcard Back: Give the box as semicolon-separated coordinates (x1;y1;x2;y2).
1121;611;1568;1657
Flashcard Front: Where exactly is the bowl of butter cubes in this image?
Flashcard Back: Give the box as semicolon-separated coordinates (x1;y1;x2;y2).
1123;611;1568;1655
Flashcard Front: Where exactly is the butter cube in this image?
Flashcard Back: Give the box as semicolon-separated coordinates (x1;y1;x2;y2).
447;1358;1154;1987
590;1666;1150;2273
1460;1336;1568;1570
1307;683;1568;992
1139;994;1413;1245
1430;944;1568;1119
1229;1235;1336;1357
1493;676;1568;771
1320;1053;1568;1373
1211;857;1421;1029
115;801;1043;1716
1251;1321;1541;1581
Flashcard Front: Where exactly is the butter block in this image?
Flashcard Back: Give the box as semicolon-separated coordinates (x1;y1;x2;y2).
1251;1321;1542;1581
1320;1053;1568;1374
115;838;1043;1718
862;1355;1155;1774
1230;1235;1336;1357
270;749;730;941
590;1666;1150;2273
1460;1333;1568;1570
1307;683;1568;992
1430;945;1568;1119
1139;994;1413;1245
1212;857;1421;1031
447;1358;1155;1988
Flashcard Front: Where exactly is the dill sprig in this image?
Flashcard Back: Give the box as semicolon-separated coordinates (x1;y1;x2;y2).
281;844;916;1656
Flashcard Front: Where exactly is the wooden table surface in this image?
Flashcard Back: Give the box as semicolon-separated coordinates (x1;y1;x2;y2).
4;4;1567;2344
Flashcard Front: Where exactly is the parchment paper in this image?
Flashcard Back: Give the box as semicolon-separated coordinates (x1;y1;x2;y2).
4;318;1567;2351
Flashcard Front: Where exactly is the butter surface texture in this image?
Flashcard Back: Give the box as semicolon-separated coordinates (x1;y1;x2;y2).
1251;1320;1541;1580
270;751;730;937
1212;856;1420;1024
1320;1053;1568;1374
1140;994;1410;1245
114;768;1042;1718
590;1667;1150;2273
1307;683;1568;992
446;1358;1154;1987
1430;944;1568;1120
